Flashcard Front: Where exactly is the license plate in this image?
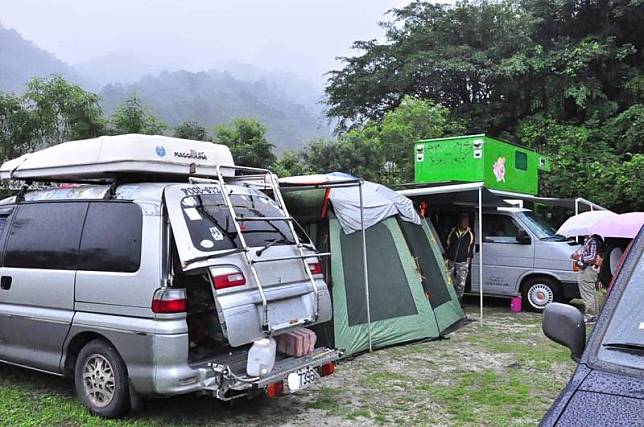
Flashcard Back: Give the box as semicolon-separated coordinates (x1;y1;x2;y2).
286;366;318;392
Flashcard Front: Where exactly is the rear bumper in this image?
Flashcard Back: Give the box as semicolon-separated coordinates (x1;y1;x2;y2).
153;345;340;399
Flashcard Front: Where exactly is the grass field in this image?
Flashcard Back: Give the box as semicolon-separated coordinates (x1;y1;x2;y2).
0;299;578;426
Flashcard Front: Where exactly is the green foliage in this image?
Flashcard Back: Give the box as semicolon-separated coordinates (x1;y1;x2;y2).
0;75;104;162
302;135;384;182
0;92;36;160
517;114;643;212
272;150;311;177
214;118;276;169
109;94;167;135
24;75;105;146
279;97;461;184
174;121;209;141
378;96;465;183
325;0;644;210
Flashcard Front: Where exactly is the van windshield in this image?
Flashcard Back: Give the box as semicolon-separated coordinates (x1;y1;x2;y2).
179;191;304;252
517;211;566;241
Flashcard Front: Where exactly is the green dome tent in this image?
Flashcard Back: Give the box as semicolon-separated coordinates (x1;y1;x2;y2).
280;174;465;356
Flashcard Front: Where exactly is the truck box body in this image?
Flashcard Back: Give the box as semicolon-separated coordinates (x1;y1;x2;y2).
414;134;550;195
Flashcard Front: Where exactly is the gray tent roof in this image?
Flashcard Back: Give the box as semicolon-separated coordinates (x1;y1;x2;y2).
280;174;421;234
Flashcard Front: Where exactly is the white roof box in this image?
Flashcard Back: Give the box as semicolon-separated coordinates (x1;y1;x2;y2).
0;134;235;181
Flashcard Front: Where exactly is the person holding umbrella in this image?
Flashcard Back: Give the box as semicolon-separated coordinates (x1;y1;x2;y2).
571;234;603;323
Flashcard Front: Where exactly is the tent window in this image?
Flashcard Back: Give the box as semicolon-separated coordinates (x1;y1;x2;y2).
515;151;528;170
340;221;418;326
398;219;452;308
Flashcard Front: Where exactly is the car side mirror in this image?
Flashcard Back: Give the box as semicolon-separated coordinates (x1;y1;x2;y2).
516;229;531;244
542;303;586;362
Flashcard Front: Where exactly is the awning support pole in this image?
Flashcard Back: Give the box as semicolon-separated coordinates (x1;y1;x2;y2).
575;198;580;243
359;181;372;351
478;186;484;325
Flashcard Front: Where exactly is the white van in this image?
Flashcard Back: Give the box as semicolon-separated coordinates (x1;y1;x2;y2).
431;207;581;311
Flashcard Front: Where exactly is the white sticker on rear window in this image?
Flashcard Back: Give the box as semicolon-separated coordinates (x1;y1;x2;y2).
210;226;224;241
182;197;196;207
200;239;214;249
639;322;644;330
184;208;202;221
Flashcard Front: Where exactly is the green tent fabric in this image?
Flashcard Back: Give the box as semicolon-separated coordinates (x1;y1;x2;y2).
330;215;442;355
398;218;464;333
283;186;465;356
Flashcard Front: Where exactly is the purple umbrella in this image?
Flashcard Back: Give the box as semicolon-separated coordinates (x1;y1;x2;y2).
591;212;644;238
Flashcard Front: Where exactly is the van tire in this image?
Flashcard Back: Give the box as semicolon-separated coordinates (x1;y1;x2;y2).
521;277;560;312
74;339;131;419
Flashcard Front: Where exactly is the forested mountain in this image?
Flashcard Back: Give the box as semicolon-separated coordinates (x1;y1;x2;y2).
99;70;328;151
0;24;85;93
0;25;328;151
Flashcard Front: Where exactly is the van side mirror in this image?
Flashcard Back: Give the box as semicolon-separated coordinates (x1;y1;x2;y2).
516;229;531;244
542;303;586;362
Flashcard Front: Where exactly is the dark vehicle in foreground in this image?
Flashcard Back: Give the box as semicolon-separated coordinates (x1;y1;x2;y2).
540;227;644;426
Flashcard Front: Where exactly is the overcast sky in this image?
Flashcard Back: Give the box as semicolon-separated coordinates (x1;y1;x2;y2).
1;0;416;85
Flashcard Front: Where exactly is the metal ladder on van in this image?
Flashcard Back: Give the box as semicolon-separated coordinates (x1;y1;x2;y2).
212;164;327;335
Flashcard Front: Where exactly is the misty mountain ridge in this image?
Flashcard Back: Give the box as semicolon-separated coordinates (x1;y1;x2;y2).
0;23;86;92
0;24;329;151
75;52;327;119
100;69;330;151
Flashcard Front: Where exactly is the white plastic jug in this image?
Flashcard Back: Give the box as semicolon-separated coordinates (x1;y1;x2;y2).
246;337;276;377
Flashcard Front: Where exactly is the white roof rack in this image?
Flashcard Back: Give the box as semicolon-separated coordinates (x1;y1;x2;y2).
0;134;235;181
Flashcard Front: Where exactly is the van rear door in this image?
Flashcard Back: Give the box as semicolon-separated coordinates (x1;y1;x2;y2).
164;184;332;347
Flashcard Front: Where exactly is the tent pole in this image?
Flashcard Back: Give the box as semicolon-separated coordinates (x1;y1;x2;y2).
359;181;372;352
478;186;484;325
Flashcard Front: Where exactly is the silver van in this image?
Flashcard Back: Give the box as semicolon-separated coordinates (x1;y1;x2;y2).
431;207;580;311
0;136;338;418
469;208;580;310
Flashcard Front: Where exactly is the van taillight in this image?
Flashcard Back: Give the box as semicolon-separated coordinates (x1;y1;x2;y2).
151;288;187;313
265;381;284;398
318;362;336;377
307;262;322;275
211;267;247;289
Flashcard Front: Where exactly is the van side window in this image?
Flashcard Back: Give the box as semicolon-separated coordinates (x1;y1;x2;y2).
483;215;521;243
78;202;143;272
4;202;88;270
0;208;14;264
0;212;11;240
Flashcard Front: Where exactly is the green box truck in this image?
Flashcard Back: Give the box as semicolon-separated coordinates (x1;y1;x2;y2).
414;134;550;195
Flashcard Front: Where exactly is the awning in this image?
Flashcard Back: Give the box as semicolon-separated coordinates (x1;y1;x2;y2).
397;182;498;326
488;190;608;211
398;182;510;208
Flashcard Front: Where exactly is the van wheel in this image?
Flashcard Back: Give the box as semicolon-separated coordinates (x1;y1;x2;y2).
75;339;131;418
522;277;559;312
